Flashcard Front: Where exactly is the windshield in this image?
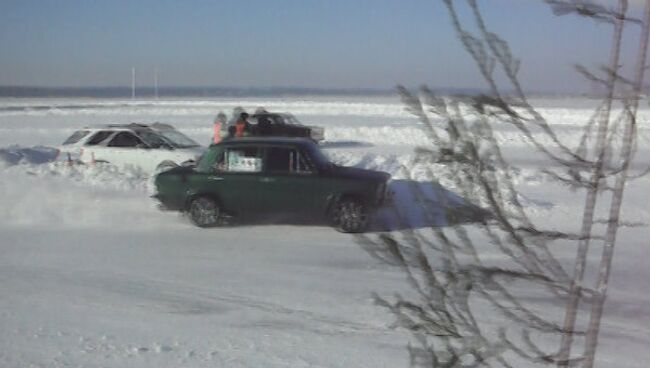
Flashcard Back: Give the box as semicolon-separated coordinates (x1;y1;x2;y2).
283;114;303;125
136;130;173;149
196;146;223;172
157;130;200;148
62;130;90;145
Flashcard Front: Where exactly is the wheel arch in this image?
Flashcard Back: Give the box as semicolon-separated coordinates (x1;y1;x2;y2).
156;160;178;171
184;191;223;212
324;192;367;216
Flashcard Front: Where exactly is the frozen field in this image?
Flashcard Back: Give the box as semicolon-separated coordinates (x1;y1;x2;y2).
1;96;649;367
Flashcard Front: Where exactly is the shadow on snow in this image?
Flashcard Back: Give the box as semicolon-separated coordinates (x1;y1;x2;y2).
217;179;488;232
369;179;489;232
319;140;374;149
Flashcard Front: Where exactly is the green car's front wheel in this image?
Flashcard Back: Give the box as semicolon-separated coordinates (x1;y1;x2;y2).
188;196;220;228
331;198;369;233
155;160;178;174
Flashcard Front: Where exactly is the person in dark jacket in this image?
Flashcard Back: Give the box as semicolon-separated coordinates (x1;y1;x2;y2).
234;112;251;138
256;115;272;136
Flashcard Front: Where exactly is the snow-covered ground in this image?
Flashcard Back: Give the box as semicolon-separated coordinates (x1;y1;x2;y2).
1;96;649;367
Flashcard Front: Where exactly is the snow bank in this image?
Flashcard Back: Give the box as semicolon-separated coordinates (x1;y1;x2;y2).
0;162;158;229
0;145;59;166
1;96;649;367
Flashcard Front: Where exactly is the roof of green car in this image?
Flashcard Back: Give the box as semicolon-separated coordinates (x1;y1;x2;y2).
210;137;317;148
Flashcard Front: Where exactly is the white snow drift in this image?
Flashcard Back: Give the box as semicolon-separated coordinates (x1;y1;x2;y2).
1;96;649;368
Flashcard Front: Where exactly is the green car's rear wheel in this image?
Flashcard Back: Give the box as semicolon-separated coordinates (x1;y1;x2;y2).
331;198;369;233
189;197;220;228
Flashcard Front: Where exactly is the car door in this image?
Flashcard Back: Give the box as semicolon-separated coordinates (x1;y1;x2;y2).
133;129;185;171
82;130;115;164
105;131;149;171
189;145;265;217
257;146;330;218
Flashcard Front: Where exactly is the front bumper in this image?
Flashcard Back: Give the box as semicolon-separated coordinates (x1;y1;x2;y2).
151;193;183;211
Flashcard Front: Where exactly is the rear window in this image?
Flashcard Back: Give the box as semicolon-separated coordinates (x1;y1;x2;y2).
85;131;114;146
265;147;314;174
62;130;90;145
136;130;172;149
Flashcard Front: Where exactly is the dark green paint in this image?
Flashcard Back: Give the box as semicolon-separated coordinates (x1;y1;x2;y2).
154;138;390;222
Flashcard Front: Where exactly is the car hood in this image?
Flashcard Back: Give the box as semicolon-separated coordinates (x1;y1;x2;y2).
175;146;205;156
328;165;390;182
159;165;195;176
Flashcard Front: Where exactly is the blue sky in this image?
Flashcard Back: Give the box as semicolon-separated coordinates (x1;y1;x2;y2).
0;0;644;92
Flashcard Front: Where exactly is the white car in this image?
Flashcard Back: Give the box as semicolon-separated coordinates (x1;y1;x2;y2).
58;123;205;173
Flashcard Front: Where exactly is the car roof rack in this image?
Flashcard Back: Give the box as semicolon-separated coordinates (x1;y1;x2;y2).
104;123;151;129
150;122;175;130
101;122;177;130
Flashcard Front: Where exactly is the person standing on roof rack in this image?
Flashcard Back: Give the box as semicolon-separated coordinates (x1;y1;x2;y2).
226;107;245;138
213;111;227;144
228;107;244;126
234;112;251;138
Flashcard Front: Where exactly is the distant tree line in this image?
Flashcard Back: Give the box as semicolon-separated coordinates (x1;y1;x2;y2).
0;85;399;98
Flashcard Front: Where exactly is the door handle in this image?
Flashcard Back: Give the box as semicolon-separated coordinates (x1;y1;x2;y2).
208;177;224;181
260;177;275;183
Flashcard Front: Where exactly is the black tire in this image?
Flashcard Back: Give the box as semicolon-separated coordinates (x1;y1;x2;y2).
331;198;369;233
188;196;220;228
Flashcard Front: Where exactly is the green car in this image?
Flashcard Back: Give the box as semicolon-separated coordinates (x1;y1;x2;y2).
153;138;391;232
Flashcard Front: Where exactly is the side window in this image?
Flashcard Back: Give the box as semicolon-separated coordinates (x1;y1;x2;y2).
107;132;144;148
63;130;90;145
265;147;314;174
296;150;314;173
85;131;114;146
214;147;262;173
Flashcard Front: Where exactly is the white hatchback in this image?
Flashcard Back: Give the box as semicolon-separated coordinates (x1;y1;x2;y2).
58;123;205;174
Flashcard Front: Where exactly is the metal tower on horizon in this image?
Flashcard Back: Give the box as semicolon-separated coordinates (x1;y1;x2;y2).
131;67;136;100
154;68;159;100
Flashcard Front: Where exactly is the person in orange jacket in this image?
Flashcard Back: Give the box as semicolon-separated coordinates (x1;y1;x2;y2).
213;111;227;144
